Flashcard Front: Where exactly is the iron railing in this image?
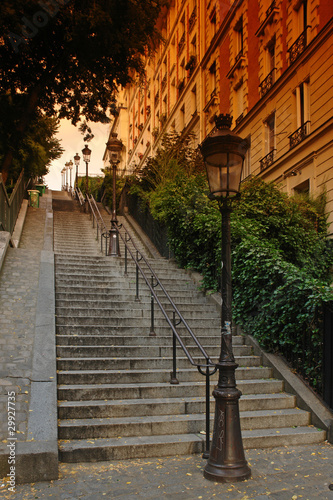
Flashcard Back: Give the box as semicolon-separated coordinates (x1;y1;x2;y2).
289;121;310;149
85;196;218;456
0;170;26;234
259;68;276;97
260;149;276;171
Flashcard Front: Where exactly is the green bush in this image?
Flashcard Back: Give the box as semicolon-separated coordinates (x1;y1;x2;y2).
127;134;333;391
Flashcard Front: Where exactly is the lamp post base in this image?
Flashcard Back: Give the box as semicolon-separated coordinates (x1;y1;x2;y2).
204;360;251;483
204;461;251;483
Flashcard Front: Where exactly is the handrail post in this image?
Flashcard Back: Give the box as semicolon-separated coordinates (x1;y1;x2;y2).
150;275;156;336
135;250;140;301
170;311;179;385
202;365;211;459
124;235;129;275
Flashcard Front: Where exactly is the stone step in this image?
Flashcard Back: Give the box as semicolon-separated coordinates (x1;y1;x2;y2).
55;344;252;358
59;433;203;463
58;393;297;419
58;426;326;463
58;379;284;401
55;317;222;329
55;307;220;320
57;366;272;385
55;297;213;309
55;334;239;346
58;408;311;440
54;289;208;302
55;325;238;336
56;355;261;370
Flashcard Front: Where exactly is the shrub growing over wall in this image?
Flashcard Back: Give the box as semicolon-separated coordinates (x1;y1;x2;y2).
128;135;333;391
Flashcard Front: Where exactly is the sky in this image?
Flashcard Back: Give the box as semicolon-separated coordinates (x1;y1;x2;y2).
45;119;110;191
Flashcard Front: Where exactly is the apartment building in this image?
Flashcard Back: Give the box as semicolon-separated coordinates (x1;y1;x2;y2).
106;0;333;229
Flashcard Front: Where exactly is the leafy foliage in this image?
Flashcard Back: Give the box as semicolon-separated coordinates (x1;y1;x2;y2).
0;94;63;182
127;134;333;391
0;0;165;180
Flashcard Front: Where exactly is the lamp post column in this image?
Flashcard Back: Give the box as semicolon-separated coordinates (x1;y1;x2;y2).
203;200;250;483
106;132;123;256
74;153;80;193
199;113;251;483
81;145;92;211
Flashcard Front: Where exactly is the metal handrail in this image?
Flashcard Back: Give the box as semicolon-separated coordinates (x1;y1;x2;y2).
117;223;214;368
75;187;85;206
0;169;25;234
84;196;218;457
86;195;111;255
114;220;218;457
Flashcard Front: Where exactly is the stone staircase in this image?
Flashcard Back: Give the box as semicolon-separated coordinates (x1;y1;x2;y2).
53;192;326;463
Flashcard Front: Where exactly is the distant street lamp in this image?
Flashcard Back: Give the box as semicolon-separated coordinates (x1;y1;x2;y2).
61;168;65;190
82;144;92;198
65;162;69;191
74;153;80;191
199;113;250;483
68;160;73;193
106;132;123;256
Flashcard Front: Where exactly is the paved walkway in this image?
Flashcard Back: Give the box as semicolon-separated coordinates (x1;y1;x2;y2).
0;203;47;442
0;443;333;499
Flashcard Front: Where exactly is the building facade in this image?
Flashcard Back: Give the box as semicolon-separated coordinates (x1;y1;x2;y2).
106;0;333;230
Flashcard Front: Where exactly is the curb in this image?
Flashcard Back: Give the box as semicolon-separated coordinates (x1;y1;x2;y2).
0;191;58;484
245;334;333;443
11;200;29;249
0;231;11;274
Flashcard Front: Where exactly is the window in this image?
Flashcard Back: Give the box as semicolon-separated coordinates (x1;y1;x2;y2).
289;81;310;148
235;16;243;57
296;81;310;129
294;179;310;195
209;61;216;96
242;136;251;180
260;114;276;170
235;82;244;120
191;85;197;115
266;39;275;75
180;104;185;130
297;0;308;36
265;113;275;153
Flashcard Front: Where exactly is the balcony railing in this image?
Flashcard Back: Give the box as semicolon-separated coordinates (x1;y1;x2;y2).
288;28;309;65
260;149;276;171
259;68;275;97
288;121;310;149
256;0;279;37
161;74;167;92
178;32;185;56
189;6;197;33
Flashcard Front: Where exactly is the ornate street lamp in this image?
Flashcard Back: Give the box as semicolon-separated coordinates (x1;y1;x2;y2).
61;168;65;190
82;144;92;198
68;160;73;193
199;113;251;483
74;153;80;191
106;132;123;256
65;162;69;191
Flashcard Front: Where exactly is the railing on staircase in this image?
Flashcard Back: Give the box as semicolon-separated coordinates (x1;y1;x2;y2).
0;169;25;234
75;187;85;206
85;195;218;457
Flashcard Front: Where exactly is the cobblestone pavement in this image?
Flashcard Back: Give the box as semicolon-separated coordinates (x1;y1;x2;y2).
0;443;332;499
0;205;46;441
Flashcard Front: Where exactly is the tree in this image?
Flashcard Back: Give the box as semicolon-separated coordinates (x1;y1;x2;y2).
0;0;165;182
0;94;63;182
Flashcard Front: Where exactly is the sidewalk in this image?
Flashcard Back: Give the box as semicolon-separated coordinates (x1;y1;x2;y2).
0;190;58;484
1;443;333;499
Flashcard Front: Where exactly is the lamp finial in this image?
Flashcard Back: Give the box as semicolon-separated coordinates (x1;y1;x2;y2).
214;114;233;130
